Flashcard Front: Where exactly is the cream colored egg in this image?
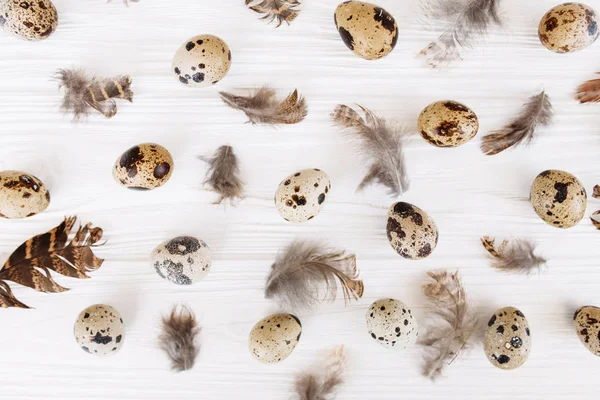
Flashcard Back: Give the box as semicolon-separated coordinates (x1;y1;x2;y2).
113;143;174;190
418;100;479;148
386;202;438;260
172;34;232;88
74;304;124;356
0;171;50;219
573;306;600;356
484;307;531;370
539;3;599;53
0;0;57;40
152;236;211;285
366;298;418;350
274;169;331;223
530;170;586;229
248;313;302;363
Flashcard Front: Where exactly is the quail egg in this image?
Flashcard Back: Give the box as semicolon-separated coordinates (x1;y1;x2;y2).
274;169;331;223
113;143;173;190
172;34;232;88
418;100;479;148
530;170;586;229
0;171;50;219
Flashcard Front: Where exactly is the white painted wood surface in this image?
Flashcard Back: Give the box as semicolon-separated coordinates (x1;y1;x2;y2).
1;0;600;398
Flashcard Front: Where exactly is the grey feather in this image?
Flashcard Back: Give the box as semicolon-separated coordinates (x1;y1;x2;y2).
331;104;410;197
481;236;547;274
294;346;346;400
245;0;301;27
481;91;553;155
199;146;244;204
265;241;364;311
158;305;200;372
419;0;502;67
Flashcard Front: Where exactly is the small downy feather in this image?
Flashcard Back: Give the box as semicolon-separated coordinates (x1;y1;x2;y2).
419;270;477;381
56;68;133;120
245;0;300;27
220;87;307;125
159;305;200;372
294;346;346;400
331;104;409;197
265;241;364;310
419;0;502;68
481;236;547;274
481;91;553;155
576;74;600;103
199;145;244;204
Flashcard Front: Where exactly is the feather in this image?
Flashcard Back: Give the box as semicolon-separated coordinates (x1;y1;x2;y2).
0;217;104;309
481;236;546;274
331;104;409;197
419;270;477;380
591;211;600;229
56;68;133;120
594;185;600;199
199;145;244;204
576;74;600;103
294;346;346;400
159;305;200;372
265;241;364;310
418;0;502;67
481;91;553;155
219;87;307;125
245;0;300;27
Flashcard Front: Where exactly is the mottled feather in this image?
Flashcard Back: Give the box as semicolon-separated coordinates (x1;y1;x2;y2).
295;346;346;400
220;87;307;125
576;74;600;103
199;146;244;204
245;0;300;27
481;236;546;274
159;305;200;372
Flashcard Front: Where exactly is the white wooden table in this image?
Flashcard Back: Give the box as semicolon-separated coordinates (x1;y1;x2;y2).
1;0;600;398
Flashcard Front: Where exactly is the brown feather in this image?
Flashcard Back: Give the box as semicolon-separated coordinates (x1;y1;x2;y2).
593;185;600;199
591;211;600;229
219;87;307;125
295;346;346;400
199;146;244;204
159;305;200;372
576;74;600;103
481;236;546;274
419;270;477;381
245;0;300;27
265;241;363;310
481;91;553;155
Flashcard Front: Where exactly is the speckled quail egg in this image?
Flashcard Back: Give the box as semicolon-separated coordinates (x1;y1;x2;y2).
386;202;438;260
275;169;331;223
74;304;124;356
113;143;173;190
418;100;479;148
0;171;50;219
530;170;586;229
539;3;599;53
573;306;600;356
0;0;57;41
334;1;398;60
152;236;211;285
366;298;418;350
249;313;302;363
484;307;531;370
172;34;231;88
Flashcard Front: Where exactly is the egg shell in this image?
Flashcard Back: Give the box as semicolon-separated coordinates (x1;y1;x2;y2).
366;298;418;350
74;304;124;356
484;307;531;370
386;202;438;260
573;306;600;356
274;169;331;223
113;143;173;190
418;100;479;148
0;171;50;219
0;0;57;40
172;34;231;88
248;313;302;363
538;3;599;53
530;170;587;229
334;1;398;60
152;236;211;285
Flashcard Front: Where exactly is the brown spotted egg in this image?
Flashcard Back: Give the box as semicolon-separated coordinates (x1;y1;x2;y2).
0;171;50;219
113;143;173;190
152;236;211;285
248;313;302;363
573;305;600;356
74;304;124;356
418;100;479;148
334;1;398;60
0;0;57;41
484;307;531;370
386;202;438;260
530;170;587;229
366;299;418;350
539;3;599;53
275;169;331;223
172;34;232;88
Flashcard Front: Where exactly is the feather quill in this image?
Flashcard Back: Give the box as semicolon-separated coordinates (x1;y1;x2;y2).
419;0;502;67
56;69;133;120
265;241;364;310
576;74;600;103
158;305;200;372
481;91;553;155
331;104;409;197
294;346;346;400
199;146;244;204
245;0;300;27
481;236;546;274
420;270;477;381
220;87;307;125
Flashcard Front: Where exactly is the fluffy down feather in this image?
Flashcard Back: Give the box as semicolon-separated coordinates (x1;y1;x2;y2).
481;236;547;274
220;87;307;125
245;0;301;27
294;346;346;400
199;146;244;204
158;305;200;372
